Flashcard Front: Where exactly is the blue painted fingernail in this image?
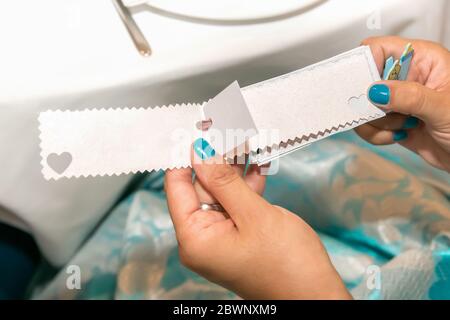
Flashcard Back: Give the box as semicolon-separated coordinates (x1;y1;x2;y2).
403;116;419;129
368;84;390;105
193;138;216;160
393;130;408;142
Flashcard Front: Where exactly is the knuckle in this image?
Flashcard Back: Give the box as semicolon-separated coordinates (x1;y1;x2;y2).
208;165;239;190
396;82;425;115
370;138;388;146
361;36;376;45
409;83;426;113
446;95;450;111
409;82;424;101
354;126;387;145
370;132;391;146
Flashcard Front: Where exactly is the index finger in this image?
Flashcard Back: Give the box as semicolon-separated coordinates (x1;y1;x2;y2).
164;168;199;230
362;36;411;75
362;36;445;84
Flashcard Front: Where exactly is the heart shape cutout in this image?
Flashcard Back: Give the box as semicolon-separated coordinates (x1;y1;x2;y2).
47;152;72;174
348;94;373;115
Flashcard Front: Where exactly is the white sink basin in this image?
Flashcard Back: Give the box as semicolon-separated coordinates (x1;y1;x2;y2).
123;0;322;21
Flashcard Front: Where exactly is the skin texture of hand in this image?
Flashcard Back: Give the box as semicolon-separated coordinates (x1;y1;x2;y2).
355;36;450;172
164;146;351;300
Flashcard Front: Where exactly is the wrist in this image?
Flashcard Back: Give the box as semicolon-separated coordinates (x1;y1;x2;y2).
238;263;352;300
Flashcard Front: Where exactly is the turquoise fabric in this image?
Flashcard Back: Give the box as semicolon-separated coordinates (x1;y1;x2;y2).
33;131;450;300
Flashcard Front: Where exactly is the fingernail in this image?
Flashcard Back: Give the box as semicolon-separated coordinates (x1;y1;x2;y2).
368;84;390;105
402;116;419;129
193;138;216;160
393;130;408;142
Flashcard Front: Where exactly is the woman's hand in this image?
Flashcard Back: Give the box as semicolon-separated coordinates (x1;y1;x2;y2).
164;139;351;300
355;36;450;172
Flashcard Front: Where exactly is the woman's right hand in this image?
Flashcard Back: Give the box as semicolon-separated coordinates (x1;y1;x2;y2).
164;142;351;300
355;36;450;172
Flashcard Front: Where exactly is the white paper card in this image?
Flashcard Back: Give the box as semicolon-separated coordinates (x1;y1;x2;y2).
203;81;258;156
39;46;384;180
243;46;383;157
39;105;202;179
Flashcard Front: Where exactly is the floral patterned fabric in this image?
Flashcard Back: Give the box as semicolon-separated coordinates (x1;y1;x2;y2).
33;131;450;300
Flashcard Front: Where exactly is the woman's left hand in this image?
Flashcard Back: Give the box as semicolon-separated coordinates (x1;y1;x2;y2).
164;139;351;300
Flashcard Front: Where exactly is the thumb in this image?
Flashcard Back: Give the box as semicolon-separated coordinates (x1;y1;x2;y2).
368;81;447;124
191;138;271;229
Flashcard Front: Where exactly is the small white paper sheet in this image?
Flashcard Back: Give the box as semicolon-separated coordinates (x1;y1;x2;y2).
203;81;258;156
39;46;384;180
